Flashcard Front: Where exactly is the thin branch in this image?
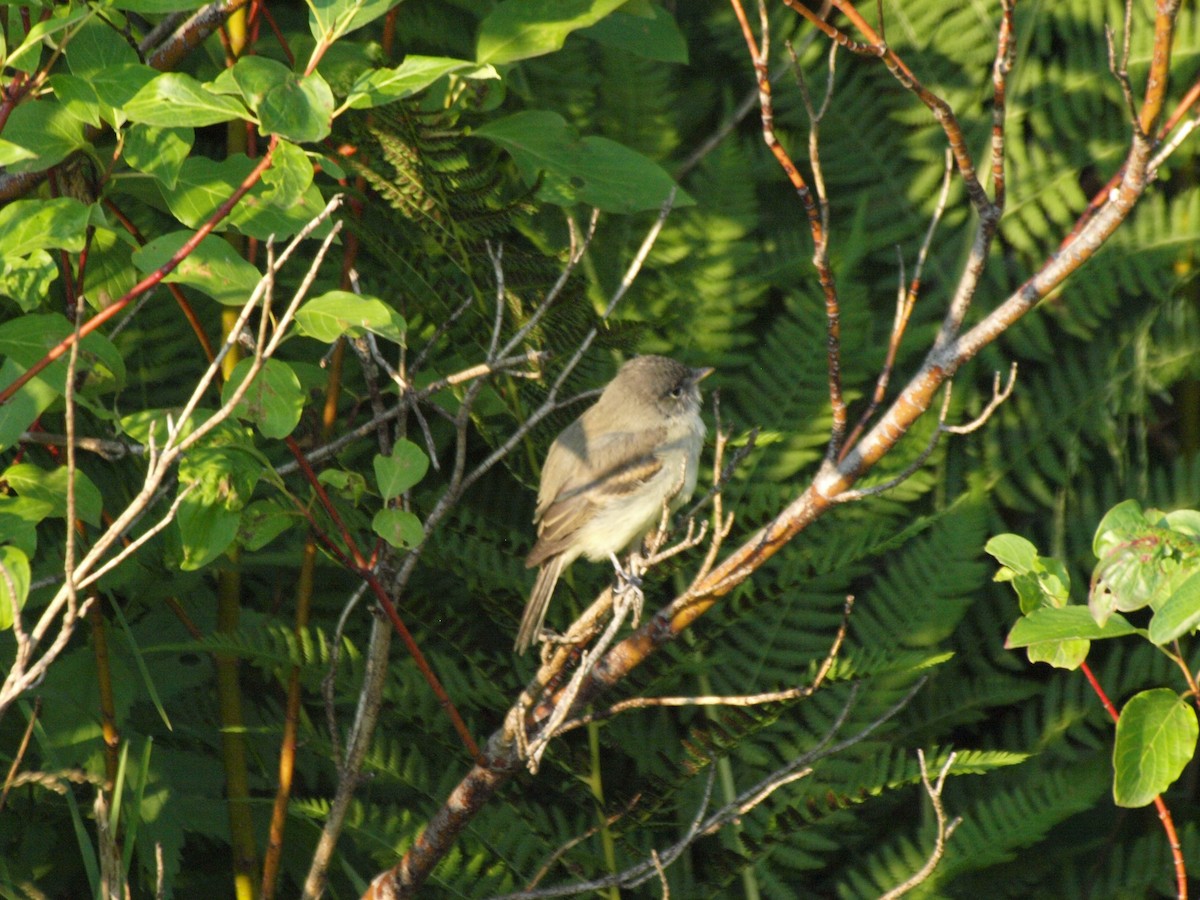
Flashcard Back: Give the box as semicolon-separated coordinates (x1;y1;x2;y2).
832;363;1016;503
562;595;853;732
879;749;962;900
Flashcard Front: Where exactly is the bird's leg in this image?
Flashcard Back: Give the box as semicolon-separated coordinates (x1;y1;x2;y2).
609;550;646;629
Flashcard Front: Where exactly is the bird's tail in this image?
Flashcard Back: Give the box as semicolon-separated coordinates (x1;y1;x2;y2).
515;556;566;654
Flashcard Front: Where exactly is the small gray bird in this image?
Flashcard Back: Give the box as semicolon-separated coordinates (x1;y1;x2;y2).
516;355;711;654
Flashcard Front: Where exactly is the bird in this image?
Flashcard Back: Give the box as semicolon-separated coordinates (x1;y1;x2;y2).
515;355;712;654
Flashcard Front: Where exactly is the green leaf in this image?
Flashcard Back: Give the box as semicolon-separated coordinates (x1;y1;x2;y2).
1026;639;1090;670
1147;569;1200;645
0;314;125;451
578;3;688;63
0;198;91;258
473;110;693;213
1093;498;1148;558
126;73;248;127
985;534;1039;572
132;231;262;306
0;545;31;631
2;462;102;527
373;441;429;500
372;508;424;549
1112;688;1198;808
1165;510;1200;539
157;155;255;228
318;469;367;504
343;56;496;110
476;0;627;64
0;249;58;312
175;445;263;570
124;125;194;190
1006;605;1137;648
225;57;332;143
49;74;104;128
259;72;334;143
229;55;294;111
0;495;52;557
221;358;305;439
66;16;139;75
5;6;91;75
238;500;299;551
309;0;403;41
174;498;242;571
0;100;87;173
294;291;406;342
260;140;314;207
0;359;59;453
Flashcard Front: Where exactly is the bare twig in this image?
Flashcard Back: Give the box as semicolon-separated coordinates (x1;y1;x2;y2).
878;749;962;900
561;595;853;732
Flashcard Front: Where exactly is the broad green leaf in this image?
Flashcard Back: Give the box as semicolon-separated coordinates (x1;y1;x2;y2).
88;65;157;121
0;100;87;173
0;314;125;451
579;3;688;63
0;495;52;557
174;498;241;571
175;445;264;570
48;74;104;128
232;181;329;242
1165;509;1200;539
373;441;429;500
0;250;58;312
1026;639;1090;670
229;55;294;111
476;0;627;64
258;72;334;143
0;545;31;631
372;508;424;549
1147;569;1200;645
1005;605;1137;648
132;231;262;306
343;56;496;110
221;358;305;439
0;198;91;258
1113;689;1198;808
5;6;91;75
157;155;255;228
66;16;139;75
2;462;102;527
238;500;299;551
261;140;314;207
294;291;406;342
473;110;693;213
123;125;194;190
126;73;248;127
309;0;403;41
985;534;1038;572
318;469;367;504
1093;498;1148;557
0;358;59;452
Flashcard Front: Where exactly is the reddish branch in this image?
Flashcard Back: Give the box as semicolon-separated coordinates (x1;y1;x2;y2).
283;438;482;763
360;0;1193;897
1080;661;1187;899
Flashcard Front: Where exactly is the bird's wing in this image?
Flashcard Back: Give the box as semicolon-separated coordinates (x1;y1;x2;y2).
525;424;666;567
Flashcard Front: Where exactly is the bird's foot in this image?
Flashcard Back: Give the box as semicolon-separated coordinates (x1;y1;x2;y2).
609;551;646;629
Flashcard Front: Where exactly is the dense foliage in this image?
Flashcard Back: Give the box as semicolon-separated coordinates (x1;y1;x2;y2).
1;0;1199;897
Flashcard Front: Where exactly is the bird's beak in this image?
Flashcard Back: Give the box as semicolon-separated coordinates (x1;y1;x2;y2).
691;366;715;384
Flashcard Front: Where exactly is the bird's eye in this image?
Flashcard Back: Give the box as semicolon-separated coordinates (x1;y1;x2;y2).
669;384;684;399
